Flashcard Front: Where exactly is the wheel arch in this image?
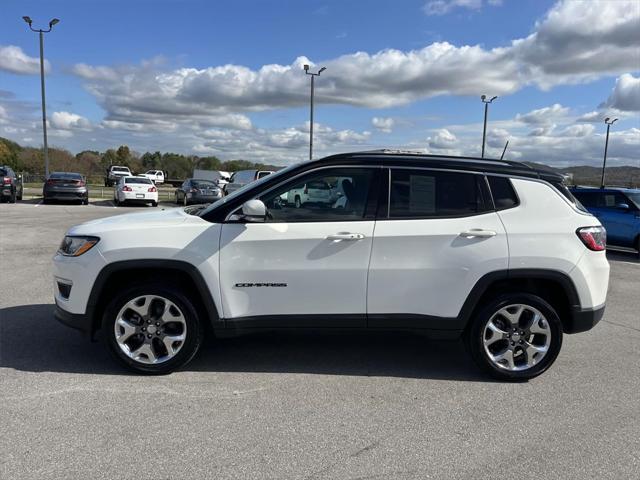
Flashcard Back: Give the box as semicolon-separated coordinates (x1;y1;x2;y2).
87;259;222;339
459;269;581;334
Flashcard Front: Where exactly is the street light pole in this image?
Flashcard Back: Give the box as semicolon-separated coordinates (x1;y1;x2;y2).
600;117;618;189
480;94;497;158
23;16;59;179
304;64;326;161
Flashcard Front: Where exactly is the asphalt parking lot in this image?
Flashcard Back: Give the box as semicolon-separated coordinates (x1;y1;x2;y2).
1;200;639;480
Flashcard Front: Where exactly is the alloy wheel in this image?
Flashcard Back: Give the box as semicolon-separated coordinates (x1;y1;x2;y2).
482;304;551;371
114;295;187;364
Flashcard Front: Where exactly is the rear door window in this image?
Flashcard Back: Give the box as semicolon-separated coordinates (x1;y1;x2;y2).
389;169;489;218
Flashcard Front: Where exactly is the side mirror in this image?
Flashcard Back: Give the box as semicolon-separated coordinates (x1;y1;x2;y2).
616;203;630;211
241;199;267;222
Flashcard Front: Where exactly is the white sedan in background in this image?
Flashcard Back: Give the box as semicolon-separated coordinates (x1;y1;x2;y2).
114;176;158;207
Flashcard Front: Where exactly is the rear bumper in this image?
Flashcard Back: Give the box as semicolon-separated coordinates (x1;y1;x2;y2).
54;303;91;336
44;189;88;200
566;304;606;334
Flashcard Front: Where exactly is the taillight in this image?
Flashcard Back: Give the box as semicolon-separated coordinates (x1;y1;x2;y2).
3;177;11;185
76;180;85;187
122;185;132;192
148;186;157;192
577;226;606;251
46;179;55;185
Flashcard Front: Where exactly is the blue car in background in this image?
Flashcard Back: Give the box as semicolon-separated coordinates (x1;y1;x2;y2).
571;187;640;255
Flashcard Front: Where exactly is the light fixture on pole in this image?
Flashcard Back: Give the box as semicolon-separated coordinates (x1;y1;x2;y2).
23;16;60;179
600;117;618;189
304;64;326;161
480;94;498;158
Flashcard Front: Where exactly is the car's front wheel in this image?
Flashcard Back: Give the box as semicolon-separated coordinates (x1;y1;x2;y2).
103;283;204;374
465;293;563;381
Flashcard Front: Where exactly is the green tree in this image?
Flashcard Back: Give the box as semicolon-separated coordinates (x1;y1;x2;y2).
116;145;131;165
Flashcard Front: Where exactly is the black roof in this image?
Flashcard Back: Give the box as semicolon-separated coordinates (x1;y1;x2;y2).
309;149;564;182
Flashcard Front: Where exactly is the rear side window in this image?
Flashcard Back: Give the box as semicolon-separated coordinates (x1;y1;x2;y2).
487;176;519;210
550;181;588;213
0;168;7;176
389;169;489;218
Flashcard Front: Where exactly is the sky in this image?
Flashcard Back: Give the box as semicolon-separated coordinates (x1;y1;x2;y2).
0;0;639;167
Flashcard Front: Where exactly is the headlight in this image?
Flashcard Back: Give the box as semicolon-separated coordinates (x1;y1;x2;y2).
58;236;100;257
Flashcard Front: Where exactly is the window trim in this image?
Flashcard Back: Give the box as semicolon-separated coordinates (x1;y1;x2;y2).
380;167;494;220
224;165;382;223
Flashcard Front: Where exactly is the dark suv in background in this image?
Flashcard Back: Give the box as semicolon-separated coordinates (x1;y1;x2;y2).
0;165;23;203
571;187;640;255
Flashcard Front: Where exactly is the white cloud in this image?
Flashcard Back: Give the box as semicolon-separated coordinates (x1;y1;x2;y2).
561;124;595;137
515;104;570;125
601;73;640;112
0;45;48;75
423;0;482;16
428;128;458;149
70;0;639;133
372;117;395;133
50;111;91;131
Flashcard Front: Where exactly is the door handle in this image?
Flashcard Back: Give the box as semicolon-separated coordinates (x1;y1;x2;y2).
459;229;497;238
326;233;365;241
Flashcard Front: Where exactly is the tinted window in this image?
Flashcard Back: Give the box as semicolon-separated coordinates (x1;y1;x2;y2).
260;168;374;222
0;168;7;176
389;170;488;218
51;173;82;180
600;192;629;209
191;180;217;188
572;191;598;208
487;176;519;210
125;177;152;184
113;167;129;172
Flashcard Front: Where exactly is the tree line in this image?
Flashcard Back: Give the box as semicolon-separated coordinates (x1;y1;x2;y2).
0;137;281;181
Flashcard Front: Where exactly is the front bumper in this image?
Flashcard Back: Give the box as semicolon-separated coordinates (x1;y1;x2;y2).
566;304;606;334
54;303;92;336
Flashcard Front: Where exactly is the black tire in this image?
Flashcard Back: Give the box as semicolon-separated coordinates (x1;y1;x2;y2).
465;293;563;381
82;197;89;205
183;195;188;207
17;188;23;201
102;282;204;375
294;196;301;208
151;201;158;207
9;189;16;203
175;193;180;205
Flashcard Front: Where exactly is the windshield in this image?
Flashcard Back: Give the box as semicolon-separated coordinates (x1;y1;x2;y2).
125;177;152;184
626;192;640;208
198;164;296;217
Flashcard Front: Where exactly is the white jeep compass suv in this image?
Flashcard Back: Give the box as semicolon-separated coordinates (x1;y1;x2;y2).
53;151;609;380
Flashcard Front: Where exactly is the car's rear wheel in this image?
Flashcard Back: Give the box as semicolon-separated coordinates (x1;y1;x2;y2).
9;189;16;203
183;195;188;207
151;201;158;207
294;196;301;208
17;188;23;201
175;193;180;205
103;283;204;374
465;293;562;381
